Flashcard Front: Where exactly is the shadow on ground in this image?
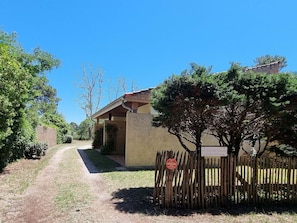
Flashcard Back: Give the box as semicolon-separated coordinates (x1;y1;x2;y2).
77;149;122;173
77;148;297;217
111;187;297;217
77;149;101;174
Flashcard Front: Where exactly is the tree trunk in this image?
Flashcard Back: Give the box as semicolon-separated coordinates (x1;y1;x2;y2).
88;126;92;140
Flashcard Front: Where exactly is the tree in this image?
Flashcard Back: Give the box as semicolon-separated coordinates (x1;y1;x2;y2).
151;64;219;154
69;122;79;138
108;76;127;102
77;118;94;140
151;62;297;158
260;74;297;153
31;74;60;115
210;64;265;156
0;31;34;169
254;54;287;70
79;65;103;139
210;64;297;157
0;30;61;171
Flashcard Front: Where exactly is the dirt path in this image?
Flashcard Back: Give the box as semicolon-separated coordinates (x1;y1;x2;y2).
1;141;146;223
15;146;71;223
1;141;295;223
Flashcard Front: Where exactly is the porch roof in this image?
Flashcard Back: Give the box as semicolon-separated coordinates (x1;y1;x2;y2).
91;88;153;119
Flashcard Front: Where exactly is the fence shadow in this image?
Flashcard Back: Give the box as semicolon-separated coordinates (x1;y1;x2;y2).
111;187;297;217
111;187;165;215
77;149;100;174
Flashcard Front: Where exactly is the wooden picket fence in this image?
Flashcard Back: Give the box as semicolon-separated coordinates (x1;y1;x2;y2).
153;151;297;208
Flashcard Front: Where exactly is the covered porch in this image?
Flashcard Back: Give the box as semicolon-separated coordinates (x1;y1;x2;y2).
92;89;152;167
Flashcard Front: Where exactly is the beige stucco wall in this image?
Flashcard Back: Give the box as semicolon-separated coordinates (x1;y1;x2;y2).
125;112;220;168
137;104;151;113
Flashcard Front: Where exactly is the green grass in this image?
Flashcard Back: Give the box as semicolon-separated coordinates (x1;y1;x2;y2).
83;149;154;189
2;144;62;194
54;148;92;210
83;152;297;220
83;149;122;172
54;181;91;209
83;151;156;216
102;170;155;192
3;144;297;222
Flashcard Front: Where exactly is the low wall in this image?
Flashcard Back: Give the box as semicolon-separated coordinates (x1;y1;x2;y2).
36;126;57;147
126;112;182;167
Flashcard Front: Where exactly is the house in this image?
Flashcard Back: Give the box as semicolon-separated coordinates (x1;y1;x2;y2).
91;88;219;168
91;61;281;168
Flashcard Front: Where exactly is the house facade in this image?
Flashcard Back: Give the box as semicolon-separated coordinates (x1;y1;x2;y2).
91;61;281;168
91;88;219;168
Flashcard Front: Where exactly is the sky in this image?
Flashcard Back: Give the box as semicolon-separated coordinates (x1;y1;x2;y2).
1;0;297;124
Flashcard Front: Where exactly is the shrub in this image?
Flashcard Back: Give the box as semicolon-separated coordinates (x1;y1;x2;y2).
92;128;103;149
100;140;115;155
63;135;73;143
90;124;117;154
8;135;29;162
24;142;48;159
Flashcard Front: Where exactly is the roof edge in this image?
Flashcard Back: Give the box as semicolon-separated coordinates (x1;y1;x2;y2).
91;88;154;119
91;96;123;119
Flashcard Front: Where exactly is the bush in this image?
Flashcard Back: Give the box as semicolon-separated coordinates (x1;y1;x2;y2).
101;124;117;155
96;124;117;155
100;140;115;155
63;135;73;143
8;136;29;162
92;128;103;149
24;142;48;159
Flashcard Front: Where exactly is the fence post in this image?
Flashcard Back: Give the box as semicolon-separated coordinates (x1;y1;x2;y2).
165;151;174;208
252;157;258;205
165;169;174;208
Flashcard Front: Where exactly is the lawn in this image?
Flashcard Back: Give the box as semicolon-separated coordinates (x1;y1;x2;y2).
84;149;297;222
2;144;297;223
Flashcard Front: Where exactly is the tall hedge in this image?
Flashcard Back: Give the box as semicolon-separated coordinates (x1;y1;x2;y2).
0;30;61;171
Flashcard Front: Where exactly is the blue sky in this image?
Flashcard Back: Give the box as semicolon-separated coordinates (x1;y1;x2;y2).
1;0;296;124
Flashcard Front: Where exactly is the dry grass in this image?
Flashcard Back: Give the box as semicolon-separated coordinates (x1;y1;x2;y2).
0;144;61;194
85;151;297;222
2;143;297;223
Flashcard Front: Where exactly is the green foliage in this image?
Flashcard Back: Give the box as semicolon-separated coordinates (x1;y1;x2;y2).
92;128;103;149
77;118;94;140
0;30;33;170
6;112;35;163
40;113;70;144
151;63;218;153
31;75;60;115
63;135;73;143
24;142;48;159
211;65;297;156
254;54;287;70
0;29;62;171
69;122;79;139
151;61;297;157
100;141;115;155
100;124;118;155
